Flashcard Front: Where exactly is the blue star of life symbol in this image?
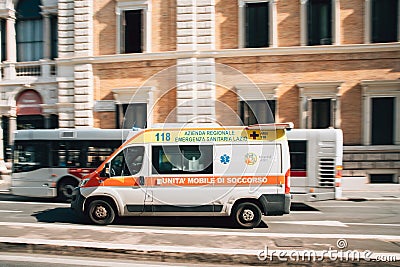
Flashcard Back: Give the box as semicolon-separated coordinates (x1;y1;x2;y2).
220;154;230;164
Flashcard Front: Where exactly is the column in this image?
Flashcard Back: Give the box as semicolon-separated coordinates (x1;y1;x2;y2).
238;0;245;48
300;0;308;46
333;0;340;45
361;85;370;145
298;87;306;128
270;0;278;47
42;13;51;59
364;0;371;44
176;0;216;123
334;86;341;129
8;108;16;145
5;14;16;62
40;12;52;78
4;11;16;79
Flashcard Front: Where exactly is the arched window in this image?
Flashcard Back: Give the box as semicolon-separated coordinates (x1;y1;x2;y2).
16;0;43;62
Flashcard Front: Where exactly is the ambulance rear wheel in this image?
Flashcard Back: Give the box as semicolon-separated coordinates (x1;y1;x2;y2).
232;202;262;229
87;199;116;225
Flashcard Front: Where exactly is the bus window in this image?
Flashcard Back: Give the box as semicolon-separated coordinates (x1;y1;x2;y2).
87;141;120;168
288;141;307;171
52;142;83;167
13;142;49;173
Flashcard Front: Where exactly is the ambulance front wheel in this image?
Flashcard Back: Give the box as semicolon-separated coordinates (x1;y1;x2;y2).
232;202;262;229
87;199;116;225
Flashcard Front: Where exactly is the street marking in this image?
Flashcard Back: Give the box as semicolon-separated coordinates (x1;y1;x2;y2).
320;205;381;208
0;222;399;241
268;220;348;227
0;210;22;213
0;200;69;207
346;223;400;227
290;211;322;214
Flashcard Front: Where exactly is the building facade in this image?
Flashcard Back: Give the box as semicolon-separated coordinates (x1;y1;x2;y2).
0;0;399;182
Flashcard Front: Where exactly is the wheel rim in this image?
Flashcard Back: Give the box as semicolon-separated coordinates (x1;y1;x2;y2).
93;205;108;220
242;208;255;222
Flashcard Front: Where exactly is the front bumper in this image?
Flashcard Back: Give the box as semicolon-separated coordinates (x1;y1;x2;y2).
258;194;291;216
71;187;86;213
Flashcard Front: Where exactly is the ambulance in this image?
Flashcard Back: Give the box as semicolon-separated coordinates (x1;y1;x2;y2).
71;123;292;228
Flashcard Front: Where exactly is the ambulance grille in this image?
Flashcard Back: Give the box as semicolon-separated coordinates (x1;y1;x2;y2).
318;158;335;187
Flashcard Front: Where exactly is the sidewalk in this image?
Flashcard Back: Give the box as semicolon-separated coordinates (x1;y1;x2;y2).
0;174;10;192
0;222;399;266
340;177;400;201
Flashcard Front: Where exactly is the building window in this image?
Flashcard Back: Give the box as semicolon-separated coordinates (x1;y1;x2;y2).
116;1;151;54
312;99;331;129
307;0;332;45
239;0;277;48
371;97;394;145
116;103;147;129
297;81;342;129
371;0;398;43
152;145;213;175
245;2;269;48
122;10;143;53
240;100;276;125
361;80;400;146
1;19;6;62
50;15;58;59
16;0;43;61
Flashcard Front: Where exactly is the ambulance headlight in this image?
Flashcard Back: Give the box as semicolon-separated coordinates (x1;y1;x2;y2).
79;178;90;187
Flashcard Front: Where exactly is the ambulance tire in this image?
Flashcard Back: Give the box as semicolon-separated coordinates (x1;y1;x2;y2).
232;202;262;229
87;199;116;225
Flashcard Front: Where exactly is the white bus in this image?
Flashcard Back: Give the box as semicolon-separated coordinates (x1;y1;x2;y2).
11;128;130;201
287;129;343;202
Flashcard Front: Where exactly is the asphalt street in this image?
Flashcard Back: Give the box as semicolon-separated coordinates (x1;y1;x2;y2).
0;193;399;265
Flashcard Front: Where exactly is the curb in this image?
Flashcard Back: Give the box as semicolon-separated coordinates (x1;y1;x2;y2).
0;239;398;266
0;238;265;266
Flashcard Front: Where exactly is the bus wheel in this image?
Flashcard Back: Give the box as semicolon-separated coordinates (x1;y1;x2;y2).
57;179;78;202
87;199;116;225
232;202;262;229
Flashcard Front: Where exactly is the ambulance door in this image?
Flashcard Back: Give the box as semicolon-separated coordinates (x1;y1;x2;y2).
150;144;218;215
214;144;282;199
107;145;151;215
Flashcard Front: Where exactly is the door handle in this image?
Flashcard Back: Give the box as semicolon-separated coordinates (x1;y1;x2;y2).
139;176;145;186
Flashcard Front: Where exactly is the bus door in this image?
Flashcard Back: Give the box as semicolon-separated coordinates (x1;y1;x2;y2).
102;145;151;215
288;140;309;194
12;141;55;197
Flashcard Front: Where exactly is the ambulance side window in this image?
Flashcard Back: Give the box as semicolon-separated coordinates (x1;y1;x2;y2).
109;146;144;177
152;145;213;174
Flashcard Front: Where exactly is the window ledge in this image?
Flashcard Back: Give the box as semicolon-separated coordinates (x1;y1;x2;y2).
56;43;400;65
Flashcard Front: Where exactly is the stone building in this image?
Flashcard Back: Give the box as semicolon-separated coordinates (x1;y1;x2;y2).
0;0;399;182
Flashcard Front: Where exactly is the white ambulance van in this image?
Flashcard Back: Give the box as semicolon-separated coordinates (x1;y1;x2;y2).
71;123;292;228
